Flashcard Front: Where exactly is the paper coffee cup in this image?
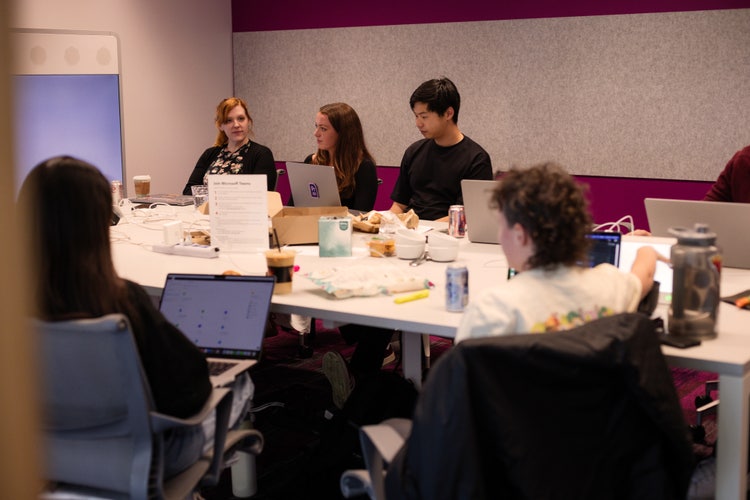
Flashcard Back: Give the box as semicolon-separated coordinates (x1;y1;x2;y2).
133;175;151;196
265;249;296;294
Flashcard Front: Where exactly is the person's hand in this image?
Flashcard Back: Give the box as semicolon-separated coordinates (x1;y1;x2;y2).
629;229;652;236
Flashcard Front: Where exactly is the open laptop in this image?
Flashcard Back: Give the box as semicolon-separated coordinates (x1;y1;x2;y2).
645;198;750;269
508;231;621;278
461;179;498;244
158;273;275;387
285;161;342;207
619;235;676;304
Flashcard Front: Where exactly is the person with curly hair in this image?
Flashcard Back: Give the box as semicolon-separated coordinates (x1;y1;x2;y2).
455;162;660;341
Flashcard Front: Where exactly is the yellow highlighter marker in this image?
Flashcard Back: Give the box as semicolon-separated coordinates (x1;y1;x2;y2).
394;289;430;304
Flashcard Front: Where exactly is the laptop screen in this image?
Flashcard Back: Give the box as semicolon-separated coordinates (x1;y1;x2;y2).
285;161;342;207
585;231;621;267
159;273;275;359
507;231;621;279
618;236;675;302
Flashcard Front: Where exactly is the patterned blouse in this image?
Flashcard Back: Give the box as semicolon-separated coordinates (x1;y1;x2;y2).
202;141;252;184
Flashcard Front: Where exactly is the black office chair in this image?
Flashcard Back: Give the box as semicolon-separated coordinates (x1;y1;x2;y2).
342;313;695;500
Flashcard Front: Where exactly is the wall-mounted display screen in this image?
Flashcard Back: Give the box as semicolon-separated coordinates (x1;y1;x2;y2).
13;74;124;191
11;30;124;193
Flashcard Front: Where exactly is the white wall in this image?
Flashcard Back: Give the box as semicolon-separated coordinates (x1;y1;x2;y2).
11;0;234;194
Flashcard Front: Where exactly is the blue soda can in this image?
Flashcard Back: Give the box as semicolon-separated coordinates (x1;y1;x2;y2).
446;265;469;312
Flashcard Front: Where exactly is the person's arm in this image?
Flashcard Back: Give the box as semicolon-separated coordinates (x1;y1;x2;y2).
704;159;735;202
390;201;407;214
124;281;211;418
350;158;378;212
182;147;217;195
629;246;660;300
245;143;277;191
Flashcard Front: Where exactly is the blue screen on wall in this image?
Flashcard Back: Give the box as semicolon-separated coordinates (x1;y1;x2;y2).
13;74;124;191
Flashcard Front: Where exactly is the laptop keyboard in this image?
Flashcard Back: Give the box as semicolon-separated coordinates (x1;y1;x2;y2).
208;360;236;376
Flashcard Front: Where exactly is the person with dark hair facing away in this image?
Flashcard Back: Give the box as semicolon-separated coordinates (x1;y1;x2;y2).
20;156;252;478
389;77;493;222
304;102;378;212
456;162;661;342
703;144;750;203
183;96;277;194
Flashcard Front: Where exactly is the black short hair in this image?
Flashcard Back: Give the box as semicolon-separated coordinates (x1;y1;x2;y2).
409;77;460;123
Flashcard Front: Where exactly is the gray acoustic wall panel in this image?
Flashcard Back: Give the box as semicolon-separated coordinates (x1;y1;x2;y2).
233;9;750;179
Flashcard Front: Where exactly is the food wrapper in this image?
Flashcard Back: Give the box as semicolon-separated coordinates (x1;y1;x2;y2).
352;209;419;233
306;265;431;298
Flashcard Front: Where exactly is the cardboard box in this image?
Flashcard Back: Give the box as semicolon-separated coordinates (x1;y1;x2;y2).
270;206;350;246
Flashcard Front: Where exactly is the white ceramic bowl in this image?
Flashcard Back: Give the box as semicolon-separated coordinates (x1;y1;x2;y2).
396;241;426;260
395;228;426;246
427;231;460;247
428;245;459;262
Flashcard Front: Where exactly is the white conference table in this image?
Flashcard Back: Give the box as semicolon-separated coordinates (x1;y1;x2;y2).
111;205;750;500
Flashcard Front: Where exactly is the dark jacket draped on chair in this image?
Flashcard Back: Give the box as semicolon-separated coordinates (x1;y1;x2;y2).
386;313;695;500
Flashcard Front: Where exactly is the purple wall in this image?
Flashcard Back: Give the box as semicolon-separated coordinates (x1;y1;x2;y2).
233;0;749;32
276;162;712;228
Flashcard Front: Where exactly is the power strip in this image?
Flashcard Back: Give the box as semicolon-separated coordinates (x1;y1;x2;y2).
152;243;220;259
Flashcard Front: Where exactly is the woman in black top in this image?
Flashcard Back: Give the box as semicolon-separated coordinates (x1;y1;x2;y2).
20;156;212;477
305;102;378;212
183;96;277;194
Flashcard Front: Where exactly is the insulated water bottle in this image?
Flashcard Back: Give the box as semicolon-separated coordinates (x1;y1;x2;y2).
668;224;721;339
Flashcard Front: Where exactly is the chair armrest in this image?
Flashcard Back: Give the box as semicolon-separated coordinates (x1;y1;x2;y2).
150;388;233;487
151;388;231;432
340;469;373;498
358;418;412;500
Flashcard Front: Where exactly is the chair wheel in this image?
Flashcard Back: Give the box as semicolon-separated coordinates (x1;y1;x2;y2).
690;424;706;443
695;395;713;408
298;345;314;358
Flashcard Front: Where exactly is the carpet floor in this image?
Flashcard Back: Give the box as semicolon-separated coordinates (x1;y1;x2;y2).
201;321;717;499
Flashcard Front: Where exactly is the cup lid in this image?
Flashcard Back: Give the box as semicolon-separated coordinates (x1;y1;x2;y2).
668;223;717;245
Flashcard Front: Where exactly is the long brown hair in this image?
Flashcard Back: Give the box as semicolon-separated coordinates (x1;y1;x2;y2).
213;97;255;147
312;102;374;198
18;156;126;318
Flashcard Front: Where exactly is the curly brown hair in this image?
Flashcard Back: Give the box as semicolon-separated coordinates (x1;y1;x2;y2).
492;163;592;269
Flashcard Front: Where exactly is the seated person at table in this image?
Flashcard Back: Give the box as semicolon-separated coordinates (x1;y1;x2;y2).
21;156;253;478
703;143;750;203
389;77;493;222
456;162;660;342
303;102;378;212
183;96;277;194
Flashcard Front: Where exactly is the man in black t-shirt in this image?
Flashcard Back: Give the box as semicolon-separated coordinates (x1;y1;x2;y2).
390;77;493;221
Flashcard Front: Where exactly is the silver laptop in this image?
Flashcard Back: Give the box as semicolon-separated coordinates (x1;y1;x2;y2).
645;198;750;269
285;161;341;207
619;235;676;304
158;273;275;387
461;179;498;244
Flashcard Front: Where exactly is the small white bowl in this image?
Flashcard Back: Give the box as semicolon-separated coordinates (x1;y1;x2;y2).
428;245;459;262
396;242;425;260
395;228;426;245
427;231;459;247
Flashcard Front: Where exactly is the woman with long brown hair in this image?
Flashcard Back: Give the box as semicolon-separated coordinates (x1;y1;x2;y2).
21;156;216;477
305;102;378;211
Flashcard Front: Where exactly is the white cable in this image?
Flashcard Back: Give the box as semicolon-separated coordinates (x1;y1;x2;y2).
593;215;634;234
